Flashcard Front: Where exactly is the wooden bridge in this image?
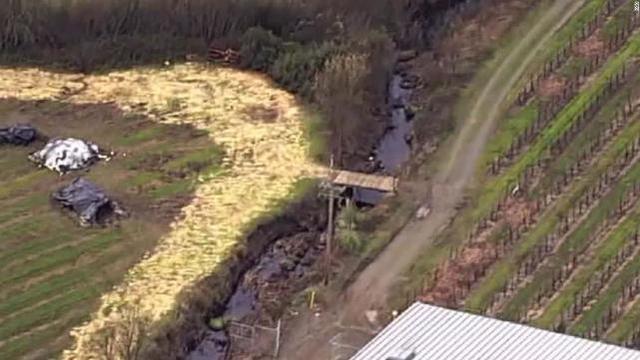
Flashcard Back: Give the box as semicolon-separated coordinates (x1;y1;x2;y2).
329;170;398;192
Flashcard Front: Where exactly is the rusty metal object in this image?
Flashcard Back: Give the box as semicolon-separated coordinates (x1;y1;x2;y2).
208;46;241;65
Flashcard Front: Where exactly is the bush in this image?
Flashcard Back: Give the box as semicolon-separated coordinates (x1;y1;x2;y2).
337;202;366;254
313;51;370;160
269;41;338;97
239;26;284;71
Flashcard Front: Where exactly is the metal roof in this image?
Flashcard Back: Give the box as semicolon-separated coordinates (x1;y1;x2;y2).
350;302;640;360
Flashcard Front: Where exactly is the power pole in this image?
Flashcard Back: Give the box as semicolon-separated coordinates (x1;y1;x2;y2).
324;154;335;285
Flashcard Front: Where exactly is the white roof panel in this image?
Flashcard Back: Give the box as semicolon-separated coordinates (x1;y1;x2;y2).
350;302;640;360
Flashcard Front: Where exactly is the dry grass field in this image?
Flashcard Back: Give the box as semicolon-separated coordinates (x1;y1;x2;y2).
0;62;319;359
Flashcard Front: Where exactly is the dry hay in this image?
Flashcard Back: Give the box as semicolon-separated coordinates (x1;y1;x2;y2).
0;63;321;358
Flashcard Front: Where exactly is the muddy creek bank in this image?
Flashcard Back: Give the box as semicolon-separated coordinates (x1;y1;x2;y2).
184;194;327;360
186;66;418;360
354;72;416;205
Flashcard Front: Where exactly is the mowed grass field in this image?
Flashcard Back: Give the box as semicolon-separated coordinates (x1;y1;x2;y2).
0;99;224;359
0;63;319;359
407;0;640;349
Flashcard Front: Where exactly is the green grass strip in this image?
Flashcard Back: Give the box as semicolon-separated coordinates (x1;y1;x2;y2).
472;31;640;227
0;312;87;360
0;232;121;289
465;110;640;312
112;125;164;146
0;194;49;225
571;252;640;335
607;292;640;342
0;247;127;318
478;0;610;169
0;287;98;341
502;160;640;319
537;82;636;192
480;102;539;169
534;202;640;328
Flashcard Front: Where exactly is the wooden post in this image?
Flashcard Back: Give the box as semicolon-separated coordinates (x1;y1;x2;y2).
274;318;282;357
324;154;335;284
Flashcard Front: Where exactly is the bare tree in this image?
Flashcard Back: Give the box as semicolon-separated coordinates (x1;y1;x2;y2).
94;305;150;360
313;52;368;165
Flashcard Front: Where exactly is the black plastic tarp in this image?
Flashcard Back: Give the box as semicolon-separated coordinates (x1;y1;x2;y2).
0;125;37;145
52;177;126;227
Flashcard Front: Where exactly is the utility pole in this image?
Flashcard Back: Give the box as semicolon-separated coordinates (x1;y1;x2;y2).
324;154;335;285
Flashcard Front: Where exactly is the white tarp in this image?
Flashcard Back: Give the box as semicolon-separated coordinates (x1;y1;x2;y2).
29;138;112;175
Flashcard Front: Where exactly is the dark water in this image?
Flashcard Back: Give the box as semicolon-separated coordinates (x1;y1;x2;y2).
355;74;413;205
377;75;413;169
187;232;323;360
187;330;229;360
186;286;260;360
187;73;414;360
225;286;258;321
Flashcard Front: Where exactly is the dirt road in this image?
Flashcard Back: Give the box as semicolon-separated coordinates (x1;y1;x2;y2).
278;0;585;358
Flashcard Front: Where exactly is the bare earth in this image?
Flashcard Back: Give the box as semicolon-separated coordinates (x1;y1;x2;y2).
278;0;586;358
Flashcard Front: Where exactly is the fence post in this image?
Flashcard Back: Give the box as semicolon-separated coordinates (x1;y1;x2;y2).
274;319;282;358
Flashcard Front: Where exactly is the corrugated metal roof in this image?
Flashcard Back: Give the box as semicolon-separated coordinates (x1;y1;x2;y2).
350;302;640;360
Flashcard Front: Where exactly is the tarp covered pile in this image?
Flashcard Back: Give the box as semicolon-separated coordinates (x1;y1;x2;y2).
29;138;112;175
52;177;127;227
0;124;37;145
0;123;126;227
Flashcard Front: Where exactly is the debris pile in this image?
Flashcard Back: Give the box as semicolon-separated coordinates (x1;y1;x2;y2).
29;138;113;175
52;177;127;227
0;124;37;145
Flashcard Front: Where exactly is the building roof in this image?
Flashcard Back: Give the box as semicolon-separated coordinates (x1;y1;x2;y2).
350;302;640;360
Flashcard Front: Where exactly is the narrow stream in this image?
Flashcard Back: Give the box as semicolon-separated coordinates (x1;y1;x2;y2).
187;231;324;360
187;69;415;360
353;73;414;205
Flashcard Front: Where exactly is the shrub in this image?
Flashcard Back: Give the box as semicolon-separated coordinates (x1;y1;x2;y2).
239;26;284;71
337;202;366;254
269;41;338;97
313;51;370;159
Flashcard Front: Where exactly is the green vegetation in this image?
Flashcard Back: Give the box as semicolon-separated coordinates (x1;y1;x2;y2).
475;31;640;224
537;81;637;192
535;202;640;328
501;159;640;319
571;247;640;335
476;0;610;170
464;32;640;311
337;202;367;254
608;294;640;341
403;0;640;348
480;102;539;168
0;101;224;358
